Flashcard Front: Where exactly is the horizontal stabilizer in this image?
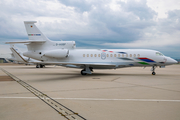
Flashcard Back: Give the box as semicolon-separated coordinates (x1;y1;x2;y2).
6;40;46;44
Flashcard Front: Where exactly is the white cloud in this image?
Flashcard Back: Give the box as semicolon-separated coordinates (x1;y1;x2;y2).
0;42;27;58
0;0;180;58
0;44;11;58
109;0;122;11
147;0;180;19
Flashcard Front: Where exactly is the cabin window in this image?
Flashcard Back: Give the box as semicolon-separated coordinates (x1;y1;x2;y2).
87;54;89;57
110;54;113;57
98;54;100;57
83;54;85;57
94;54;97;57
126;54;128;57
114;54;117;57
134;54;136;57
130;54;132;57
107;54;109;57
122;54;124;57
91;54;93;57
118;54;120;57
138;54;140;57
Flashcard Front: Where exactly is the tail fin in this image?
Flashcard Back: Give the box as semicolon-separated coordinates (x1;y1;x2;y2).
24;21;50;41
10;44;22;54
10;45;28;63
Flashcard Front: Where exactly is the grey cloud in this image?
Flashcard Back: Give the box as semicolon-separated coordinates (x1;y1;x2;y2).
155;10;180;34
120;0;157;20
0;0;179;59
82;0;157;43
167;10;180;30
0;0;158;43
57;0;92;12
168;10;180;19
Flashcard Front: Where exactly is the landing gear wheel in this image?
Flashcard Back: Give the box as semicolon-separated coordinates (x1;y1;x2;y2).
151;66;156;75
40;64;43;68
36;65;39;68
81;70;87;75
152;72;156;75
89;67;93;72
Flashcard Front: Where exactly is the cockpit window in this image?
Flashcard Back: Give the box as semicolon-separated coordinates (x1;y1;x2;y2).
156;52;164;56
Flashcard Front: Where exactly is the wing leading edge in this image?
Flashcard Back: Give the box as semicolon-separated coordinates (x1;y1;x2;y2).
29;61;117;69
5;40;46;44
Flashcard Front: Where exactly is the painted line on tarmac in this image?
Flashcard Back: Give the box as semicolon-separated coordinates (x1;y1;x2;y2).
0;68;86;120
0;97;180;102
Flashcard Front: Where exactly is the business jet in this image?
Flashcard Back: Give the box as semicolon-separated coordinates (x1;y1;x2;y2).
6;21;177;75
9;44;45;68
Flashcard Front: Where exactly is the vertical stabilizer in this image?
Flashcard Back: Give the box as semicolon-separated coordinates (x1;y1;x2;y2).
10;45;28;63
24;21;49;41
10;44;22;54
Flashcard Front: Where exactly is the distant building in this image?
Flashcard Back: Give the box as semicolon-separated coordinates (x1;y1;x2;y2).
0;58;9;63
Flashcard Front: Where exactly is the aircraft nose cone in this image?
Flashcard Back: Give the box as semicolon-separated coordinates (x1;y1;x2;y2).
166;57;178;64
172;59;178;64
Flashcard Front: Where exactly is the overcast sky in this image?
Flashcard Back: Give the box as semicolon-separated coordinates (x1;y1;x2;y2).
0;0;180;58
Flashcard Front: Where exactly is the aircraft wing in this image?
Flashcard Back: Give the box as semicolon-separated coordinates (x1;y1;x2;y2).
33;61;115;65
5;40;46;44
30;61;117;69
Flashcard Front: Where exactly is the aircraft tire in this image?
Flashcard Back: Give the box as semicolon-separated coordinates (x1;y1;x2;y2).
40;64;43;68
152;72;156;75
81;70;87;75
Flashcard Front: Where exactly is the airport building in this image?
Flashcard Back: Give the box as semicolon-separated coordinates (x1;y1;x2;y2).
0;58;9;63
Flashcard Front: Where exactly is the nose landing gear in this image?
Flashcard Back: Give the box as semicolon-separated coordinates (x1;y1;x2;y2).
152;71;156;75
151;66;156;75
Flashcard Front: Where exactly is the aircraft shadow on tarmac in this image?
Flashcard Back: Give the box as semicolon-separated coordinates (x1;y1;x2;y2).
27;71;161;82
7;66;170;82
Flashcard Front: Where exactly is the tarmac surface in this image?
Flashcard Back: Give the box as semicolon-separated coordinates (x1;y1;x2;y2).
0;64;180;120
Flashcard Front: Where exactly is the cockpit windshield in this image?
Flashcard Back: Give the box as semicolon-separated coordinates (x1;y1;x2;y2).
156;52;164;56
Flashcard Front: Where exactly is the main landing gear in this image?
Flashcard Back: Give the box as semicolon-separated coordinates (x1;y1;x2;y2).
81;69;87;75
151;66;156;75
36;64;45;68
81;66;93;75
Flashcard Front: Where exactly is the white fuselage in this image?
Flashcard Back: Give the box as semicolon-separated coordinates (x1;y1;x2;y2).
23;48;176;69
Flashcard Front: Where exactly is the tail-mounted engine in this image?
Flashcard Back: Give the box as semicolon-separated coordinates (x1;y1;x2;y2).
43;49;69;58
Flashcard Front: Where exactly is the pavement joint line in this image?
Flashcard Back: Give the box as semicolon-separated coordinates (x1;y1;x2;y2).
0;97;180;102
0;68;86;120
0;85;139;96
111;77;121;81
114;81;180;93
41;85;139;93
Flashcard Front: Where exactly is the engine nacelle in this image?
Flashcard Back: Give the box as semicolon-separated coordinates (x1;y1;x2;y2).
43;49;69;58
23;51;41;60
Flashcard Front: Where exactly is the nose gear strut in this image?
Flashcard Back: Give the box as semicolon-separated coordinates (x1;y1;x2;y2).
151;66;156;75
